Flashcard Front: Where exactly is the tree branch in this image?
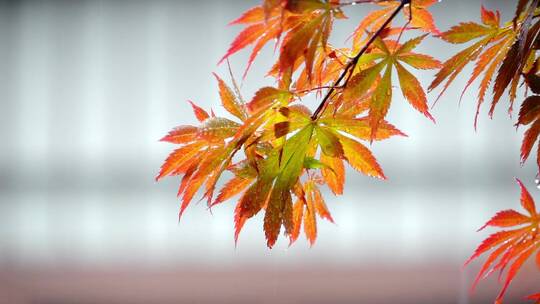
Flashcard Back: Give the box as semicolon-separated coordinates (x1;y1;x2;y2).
311;0;411;120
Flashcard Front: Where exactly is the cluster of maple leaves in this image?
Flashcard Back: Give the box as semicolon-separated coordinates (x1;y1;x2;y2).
157;0;540;303
466;179;540;304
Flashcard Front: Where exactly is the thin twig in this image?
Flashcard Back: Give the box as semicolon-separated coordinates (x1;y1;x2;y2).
294;85;345;95
395;2;413;44
311;0;410;120
226;59;246;105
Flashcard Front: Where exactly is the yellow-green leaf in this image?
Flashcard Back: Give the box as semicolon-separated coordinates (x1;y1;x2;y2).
369;65;393;141
315;126;344;158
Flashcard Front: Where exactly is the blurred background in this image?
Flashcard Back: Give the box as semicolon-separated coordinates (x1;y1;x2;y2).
0;0;538;303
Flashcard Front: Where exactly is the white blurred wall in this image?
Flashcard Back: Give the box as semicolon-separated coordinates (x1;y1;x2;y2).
0;1;537;303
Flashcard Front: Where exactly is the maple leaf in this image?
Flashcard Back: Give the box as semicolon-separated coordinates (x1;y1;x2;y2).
212;160;257;208
320;153;344;195
188;100;210;122
466;178;540;304
291;45;348;95
352;0;440;46
247;87;293;114
431;4;540;128
234;123;315;247
320;116;406;140
287;174;335;246
345;34;440;140
213;73;247;121
429;6;510;122
316;107;401;181
278;3;339;83
158;77;265;218
490;0;540;116
517;95;540;170
221;0;345;81
158;115;242;217
219;5;286;78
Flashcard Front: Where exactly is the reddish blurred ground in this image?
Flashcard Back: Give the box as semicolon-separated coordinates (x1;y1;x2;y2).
0;264;537;304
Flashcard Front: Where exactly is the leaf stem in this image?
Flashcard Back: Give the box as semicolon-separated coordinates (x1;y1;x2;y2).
294;84;345;95
311;0;410;120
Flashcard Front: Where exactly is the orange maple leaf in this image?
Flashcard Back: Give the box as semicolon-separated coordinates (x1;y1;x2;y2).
466;178;540;304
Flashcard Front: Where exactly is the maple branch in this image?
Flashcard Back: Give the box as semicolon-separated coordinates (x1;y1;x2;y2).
311;0;410;120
